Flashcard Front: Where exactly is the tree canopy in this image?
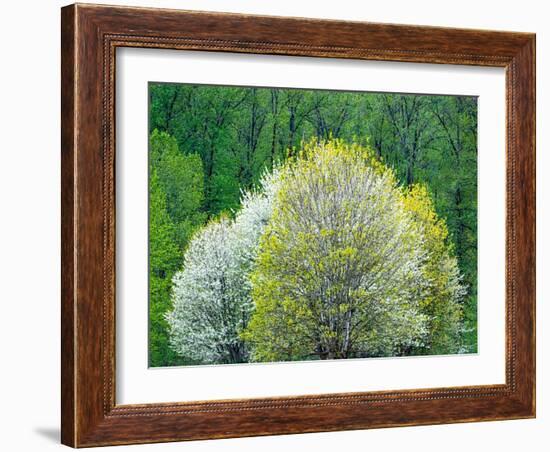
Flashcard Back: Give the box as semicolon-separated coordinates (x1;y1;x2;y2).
166;140;465;364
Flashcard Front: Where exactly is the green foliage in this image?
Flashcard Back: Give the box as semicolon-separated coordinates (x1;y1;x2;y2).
148;131;206;367
150;129;206;249
148;170;185;366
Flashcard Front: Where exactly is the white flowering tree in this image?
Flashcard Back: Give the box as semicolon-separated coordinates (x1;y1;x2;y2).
166;172;279;364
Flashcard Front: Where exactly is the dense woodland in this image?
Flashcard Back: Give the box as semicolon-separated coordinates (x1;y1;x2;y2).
148;83;478;367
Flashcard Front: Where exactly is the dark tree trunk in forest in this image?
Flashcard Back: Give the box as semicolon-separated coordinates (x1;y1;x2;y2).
270;89;279;166
165;87;180;134
288;106;297;154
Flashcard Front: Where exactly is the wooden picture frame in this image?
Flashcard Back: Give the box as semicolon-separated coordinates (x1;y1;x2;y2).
61;3;535;447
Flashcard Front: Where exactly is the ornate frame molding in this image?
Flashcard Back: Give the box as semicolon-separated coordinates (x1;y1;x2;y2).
61;4;535;447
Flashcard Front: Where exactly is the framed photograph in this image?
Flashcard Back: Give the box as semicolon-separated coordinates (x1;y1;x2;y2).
61;3;535;447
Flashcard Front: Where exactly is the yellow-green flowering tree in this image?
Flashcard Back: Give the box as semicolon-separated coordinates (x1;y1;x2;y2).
242;140;464;361
403;185;465;354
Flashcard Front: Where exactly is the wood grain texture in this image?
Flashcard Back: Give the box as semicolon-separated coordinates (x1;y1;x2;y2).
61;3;536;447
61;5;76;447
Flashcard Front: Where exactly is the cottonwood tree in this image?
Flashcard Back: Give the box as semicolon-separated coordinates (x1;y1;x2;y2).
166;172;279;364
243;140;432;361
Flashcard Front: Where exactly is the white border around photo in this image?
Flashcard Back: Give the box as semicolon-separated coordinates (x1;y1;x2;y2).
116;47;506;405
